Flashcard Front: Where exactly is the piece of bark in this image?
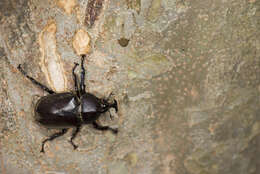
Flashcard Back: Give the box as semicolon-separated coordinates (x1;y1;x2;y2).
85;0;104;28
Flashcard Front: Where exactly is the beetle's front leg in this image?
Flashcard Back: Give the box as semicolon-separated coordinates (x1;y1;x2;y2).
69;126;81;149
92;121;118;134
80;55;86;95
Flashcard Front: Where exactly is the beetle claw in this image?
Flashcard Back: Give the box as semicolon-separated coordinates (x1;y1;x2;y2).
73;145;78;150
69;140;79;150
112;128;118;134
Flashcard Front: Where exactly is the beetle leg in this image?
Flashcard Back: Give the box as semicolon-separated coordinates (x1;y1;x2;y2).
92;121;118;134
72;63;80;98
80;55;86;95
40;128;68;153
69;126;81;149
17;64;55;94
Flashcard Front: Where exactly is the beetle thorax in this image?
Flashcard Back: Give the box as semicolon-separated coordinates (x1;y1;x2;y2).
80;93;103;124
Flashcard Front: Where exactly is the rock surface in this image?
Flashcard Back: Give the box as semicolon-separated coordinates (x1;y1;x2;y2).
0;0;259;174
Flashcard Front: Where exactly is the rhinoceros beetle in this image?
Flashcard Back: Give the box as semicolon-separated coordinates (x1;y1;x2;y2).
17;55;118;153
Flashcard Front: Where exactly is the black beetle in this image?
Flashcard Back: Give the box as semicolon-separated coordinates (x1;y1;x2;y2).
17;55;118;153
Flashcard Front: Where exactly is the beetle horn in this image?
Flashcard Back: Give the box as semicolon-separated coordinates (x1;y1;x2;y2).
111;100;118;113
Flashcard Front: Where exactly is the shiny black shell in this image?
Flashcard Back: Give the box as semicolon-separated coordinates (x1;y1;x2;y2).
35;92;105;128
17;55;119;153
35;93;80;128
80;93;103;123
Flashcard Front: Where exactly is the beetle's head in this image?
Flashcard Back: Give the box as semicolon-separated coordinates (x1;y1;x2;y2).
100;99;118;120
80;93;118;123
100;99;118;113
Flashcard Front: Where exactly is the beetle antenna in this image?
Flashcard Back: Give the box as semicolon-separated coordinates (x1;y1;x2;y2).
80;55;86;94
72;62;80;98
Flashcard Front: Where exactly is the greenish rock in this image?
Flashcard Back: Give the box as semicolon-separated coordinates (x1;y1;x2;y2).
124;152;138;167
108;161;129;174
128;70;138;79
249;122;260;141
105;130;117;142
103;13;117;32
127;54;171;79
147;0;163;21
126;0;141;14
184;158;209;174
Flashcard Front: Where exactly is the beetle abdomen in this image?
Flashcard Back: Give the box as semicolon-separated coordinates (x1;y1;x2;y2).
36;114;80;128
35;92;81;128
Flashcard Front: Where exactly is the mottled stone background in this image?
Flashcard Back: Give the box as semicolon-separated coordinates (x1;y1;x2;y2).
0;0;260;174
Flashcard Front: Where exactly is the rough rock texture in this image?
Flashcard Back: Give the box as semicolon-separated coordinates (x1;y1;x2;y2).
0;0;259;174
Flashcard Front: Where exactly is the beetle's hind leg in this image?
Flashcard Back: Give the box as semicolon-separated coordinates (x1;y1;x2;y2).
40;128;68;153
92;121;118;134
80;55;86;95
69;126;81;149
17;64;55;94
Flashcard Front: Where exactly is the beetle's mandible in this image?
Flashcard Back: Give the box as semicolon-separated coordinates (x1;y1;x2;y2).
17;55;118;153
